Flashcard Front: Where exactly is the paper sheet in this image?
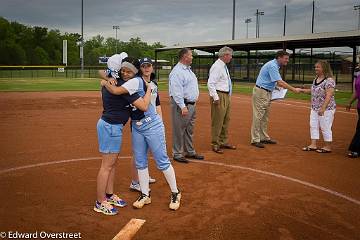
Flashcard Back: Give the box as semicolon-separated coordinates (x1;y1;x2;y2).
271;88;288;101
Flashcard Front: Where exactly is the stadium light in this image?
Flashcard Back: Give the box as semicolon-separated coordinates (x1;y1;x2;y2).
113;25;120;53
245;18;252;39
255;9;264;38
355;5;360;30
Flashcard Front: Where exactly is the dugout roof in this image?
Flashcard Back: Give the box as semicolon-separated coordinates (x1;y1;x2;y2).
156;30;360;53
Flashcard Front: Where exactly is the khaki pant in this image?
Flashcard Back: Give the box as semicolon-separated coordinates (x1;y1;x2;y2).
211;91;231;147
251;87;272;143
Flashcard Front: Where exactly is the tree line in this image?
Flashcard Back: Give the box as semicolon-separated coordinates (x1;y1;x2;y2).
0;17;173;66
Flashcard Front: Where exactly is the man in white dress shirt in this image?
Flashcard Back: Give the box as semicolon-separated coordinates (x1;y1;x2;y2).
207;46;236;154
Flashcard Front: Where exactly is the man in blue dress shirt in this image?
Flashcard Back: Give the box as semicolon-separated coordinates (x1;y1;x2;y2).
169;48;204;163
251;50;301;148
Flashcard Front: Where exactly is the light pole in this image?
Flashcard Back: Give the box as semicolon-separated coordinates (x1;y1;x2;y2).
283;4;287;36
245;18;252;39
113;25;120;53
354;5;360;62
80;0;84;77
354;5;360;30
255;9;264;38
232;0;236;40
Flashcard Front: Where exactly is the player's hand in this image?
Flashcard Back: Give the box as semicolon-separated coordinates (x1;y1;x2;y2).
213;99;220;106
100;80;107;86
109;78;117;85
293;88;301;94
181;107;189;116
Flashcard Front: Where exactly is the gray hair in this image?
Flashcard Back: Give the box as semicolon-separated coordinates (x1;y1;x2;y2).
218;46;233;57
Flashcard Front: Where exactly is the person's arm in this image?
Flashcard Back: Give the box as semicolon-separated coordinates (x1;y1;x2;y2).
102;80;129;95
347;80;357;111
156;106;163;119
318;87;334;116
276;80;301;93
169;71;188;116
207;65;220;104
130;86;151;112
268;65;300;93
318;79;336;116
301;88;311;94
98;70;117;85
102;77;141;96
155;94;163;119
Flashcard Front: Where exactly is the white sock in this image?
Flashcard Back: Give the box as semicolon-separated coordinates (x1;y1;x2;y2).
162;165;178;193
138;168;150;196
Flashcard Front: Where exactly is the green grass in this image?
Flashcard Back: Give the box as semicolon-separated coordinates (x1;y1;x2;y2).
0;77;352;105
0;77;101;91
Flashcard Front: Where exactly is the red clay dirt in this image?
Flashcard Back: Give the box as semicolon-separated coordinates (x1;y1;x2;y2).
0;91;360;240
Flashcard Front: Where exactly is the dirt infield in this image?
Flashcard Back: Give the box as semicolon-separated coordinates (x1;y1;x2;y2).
1;91;360;240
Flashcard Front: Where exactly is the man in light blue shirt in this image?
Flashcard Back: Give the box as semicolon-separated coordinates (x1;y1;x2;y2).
256;59;283;91
169;48;204;163
251;51;301;148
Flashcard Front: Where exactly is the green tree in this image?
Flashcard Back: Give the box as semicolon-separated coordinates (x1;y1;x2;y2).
0;17;13;41
32;46;49;65
0;17;169;66
0;41;26;65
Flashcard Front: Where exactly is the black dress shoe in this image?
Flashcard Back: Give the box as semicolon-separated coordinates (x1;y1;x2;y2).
185;154;204;160
251;142;265;148
212;146;224;154
260;139;277;144
220;143;237;150
173;156;189;163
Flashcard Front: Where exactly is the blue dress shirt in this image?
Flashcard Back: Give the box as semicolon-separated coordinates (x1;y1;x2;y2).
255;59;282;91
169;62;199;109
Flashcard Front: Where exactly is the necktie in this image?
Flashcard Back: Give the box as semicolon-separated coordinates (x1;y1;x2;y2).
224;65;232;95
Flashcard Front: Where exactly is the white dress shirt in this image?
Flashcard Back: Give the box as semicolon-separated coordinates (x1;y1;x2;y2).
207;59;232;101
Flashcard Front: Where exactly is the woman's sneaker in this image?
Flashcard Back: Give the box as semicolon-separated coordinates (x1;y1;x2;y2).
106;194;127;207
169;191;181;211
129;181;151;192
129;182;141;192
133;193;151;209
149;177;156;184
93;201;118;216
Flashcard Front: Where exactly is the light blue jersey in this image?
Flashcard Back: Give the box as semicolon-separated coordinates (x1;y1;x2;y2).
121;75;171;171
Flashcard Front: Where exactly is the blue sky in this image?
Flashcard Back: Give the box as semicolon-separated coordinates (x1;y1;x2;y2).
0;0;359;46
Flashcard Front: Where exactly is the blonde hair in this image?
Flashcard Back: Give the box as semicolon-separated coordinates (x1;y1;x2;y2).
315;60;333;78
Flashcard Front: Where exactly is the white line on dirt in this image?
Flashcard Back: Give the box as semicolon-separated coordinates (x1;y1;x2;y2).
1;156;359;206
190;159;360;206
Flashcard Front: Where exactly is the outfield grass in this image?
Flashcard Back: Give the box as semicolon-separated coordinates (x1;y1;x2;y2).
0;77;352;105
0;77;101;91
